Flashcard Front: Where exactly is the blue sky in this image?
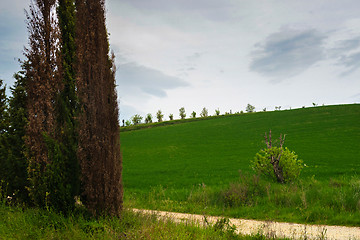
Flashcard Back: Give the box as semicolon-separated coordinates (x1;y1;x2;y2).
1;0;360;121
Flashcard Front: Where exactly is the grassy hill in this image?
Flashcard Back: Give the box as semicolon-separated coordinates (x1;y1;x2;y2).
122;104;360;190
121;104;360;225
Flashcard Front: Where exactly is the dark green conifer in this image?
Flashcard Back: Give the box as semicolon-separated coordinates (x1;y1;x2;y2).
0;68;30;203
0;79;9;193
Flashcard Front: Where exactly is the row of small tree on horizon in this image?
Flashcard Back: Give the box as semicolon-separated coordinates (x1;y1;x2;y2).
123;104;255;126
123;103;323;126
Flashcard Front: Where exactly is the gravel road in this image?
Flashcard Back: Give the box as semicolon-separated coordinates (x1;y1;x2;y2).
132;208;360;240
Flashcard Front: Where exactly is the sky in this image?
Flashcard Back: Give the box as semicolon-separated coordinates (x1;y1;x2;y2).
1;0;360;121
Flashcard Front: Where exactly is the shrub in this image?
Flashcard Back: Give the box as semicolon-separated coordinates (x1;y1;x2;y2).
252;146;303;183
179;107;186;119
145;113;152;124
191;111;196;118
169;113;173;121
246;104;255;113
200;107;208;117
125;120;131;126
156;110;164;122
215;108;220;116
131;114;142;125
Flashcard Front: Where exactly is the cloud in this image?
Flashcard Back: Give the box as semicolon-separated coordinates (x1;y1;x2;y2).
249;28;326;81
117;62;189;98
116;0;236;22
338;51;360;75
327;36;360;75
0;2;28;85
351;93;360;102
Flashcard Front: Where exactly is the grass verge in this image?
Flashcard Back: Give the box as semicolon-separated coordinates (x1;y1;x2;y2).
0;203;292;239
124;174;360;226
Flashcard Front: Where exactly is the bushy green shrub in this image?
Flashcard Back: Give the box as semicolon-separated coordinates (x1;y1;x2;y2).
156;110;164;122
252;147;303;183
179;107;186;119
200;107;208;117
132;114;143;125
145;113;152;124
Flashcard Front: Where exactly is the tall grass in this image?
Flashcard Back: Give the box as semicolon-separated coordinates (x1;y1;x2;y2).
125;173;360;226
0;202;293;239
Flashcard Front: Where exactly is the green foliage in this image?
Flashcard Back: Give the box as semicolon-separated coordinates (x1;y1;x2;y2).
56;0;80;203
200;107;208;117
132;114;143;125
0;80;7;134
179;107;186;119
125;119;131;126
145;113;153;124
252;147;303;183
169;113;174;120
215;108;220;116
246;104;255;113
191;111;196;118
156;110;164;122
0;79;9;195
0;70;29;203
40;133;74;213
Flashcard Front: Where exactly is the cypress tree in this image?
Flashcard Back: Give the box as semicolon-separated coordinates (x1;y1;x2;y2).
75;0;123;216
24;0;61;208
47;0;80;210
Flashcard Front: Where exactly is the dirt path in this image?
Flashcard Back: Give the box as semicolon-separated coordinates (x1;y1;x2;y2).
132;208;360;239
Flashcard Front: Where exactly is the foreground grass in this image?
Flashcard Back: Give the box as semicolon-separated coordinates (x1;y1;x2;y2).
0;203;290;239
121;104;360;226
125;174;360;226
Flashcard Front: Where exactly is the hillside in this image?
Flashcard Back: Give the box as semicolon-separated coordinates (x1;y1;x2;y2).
121;104;360;192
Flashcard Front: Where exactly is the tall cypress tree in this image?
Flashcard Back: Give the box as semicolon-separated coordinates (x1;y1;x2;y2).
76;0;123;216
24;0;62;208
52;0;80;209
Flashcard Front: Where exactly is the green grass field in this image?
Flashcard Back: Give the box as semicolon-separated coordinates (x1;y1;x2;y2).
121;104;360;225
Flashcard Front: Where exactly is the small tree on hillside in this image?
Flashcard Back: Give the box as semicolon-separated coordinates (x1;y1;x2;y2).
131;114;142;125
169;113;174;121
215;108;220;116
246;104;255;113
179;107;186;119
145;113;152;124
156;110;164;122
191;111;196;118
200;107;208;117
